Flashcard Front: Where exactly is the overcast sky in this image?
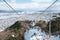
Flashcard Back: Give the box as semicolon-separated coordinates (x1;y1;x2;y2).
0;0;60;12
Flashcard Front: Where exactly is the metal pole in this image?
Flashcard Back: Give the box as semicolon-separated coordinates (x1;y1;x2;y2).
49;20;51;37
48;13;52;38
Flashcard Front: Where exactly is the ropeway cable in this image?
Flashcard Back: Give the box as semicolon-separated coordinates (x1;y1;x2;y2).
0;2;11;11
41;0;58;13
42;0;59;38
36;0;58;18
36;0;59;38
3;0;18;14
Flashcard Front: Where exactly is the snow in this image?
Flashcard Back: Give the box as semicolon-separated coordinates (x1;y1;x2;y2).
24;26;60;40
24;26;46;40
30;35;43;40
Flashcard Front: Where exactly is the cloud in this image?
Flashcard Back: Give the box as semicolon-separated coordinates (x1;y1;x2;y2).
0;2;50;10
11;0;16;3
0;0;60;12
0;0;53;11
9;2;51;11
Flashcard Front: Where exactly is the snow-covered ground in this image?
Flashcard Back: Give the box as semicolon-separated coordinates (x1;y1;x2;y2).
24;26;60;40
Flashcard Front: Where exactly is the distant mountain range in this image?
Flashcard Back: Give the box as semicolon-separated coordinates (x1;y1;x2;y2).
0;10;60;13
0;10;22;13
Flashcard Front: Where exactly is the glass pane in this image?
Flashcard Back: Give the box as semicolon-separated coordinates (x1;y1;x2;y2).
0;0;60;40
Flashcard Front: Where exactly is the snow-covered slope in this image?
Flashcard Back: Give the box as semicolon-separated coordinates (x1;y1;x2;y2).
24;26;60;40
